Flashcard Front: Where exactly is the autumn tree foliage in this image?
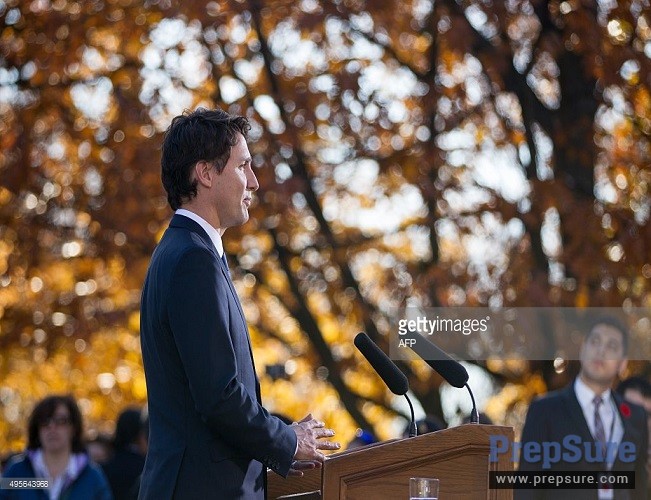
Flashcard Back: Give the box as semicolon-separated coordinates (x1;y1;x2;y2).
1;0;649;451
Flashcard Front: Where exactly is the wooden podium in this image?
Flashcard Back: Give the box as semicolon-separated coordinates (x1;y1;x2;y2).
268;424;514;500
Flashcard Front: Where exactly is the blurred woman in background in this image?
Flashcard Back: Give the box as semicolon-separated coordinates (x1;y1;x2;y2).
0;395;112;499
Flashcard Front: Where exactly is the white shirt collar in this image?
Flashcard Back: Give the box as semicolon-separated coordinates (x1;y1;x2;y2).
175;209;224;257
574;375;611;410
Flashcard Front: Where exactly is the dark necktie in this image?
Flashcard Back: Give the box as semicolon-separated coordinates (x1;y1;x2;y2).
593;395;607;458
593;395;613;494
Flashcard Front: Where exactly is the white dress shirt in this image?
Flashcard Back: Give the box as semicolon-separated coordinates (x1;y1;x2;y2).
574;377;624;499
175;209;225;257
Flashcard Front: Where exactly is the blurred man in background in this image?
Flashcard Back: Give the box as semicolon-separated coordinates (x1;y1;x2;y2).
517;318;648;500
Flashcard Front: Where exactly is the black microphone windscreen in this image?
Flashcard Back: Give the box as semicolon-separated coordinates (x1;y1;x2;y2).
404;331;469;388
354;333;409;395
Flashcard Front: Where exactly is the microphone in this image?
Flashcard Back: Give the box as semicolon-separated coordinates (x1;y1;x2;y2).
354;332;408;395
403;330;479;424
402;331;468;387
354;333;417;437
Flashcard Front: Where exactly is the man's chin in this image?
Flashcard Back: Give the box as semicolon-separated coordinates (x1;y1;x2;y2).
227;213;249;227
583;368;616;383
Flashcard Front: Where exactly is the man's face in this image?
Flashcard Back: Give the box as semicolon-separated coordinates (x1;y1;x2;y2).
579;323;627;387
212;133;258;229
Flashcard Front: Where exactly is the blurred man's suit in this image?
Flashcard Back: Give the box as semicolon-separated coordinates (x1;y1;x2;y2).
517;382;648;500
139;214;296;499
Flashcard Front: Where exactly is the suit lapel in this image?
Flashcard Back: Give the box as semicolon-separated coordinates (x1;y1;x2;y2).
218;258;248;327
611;395;636;500
219;258;262;402
612;392;631;441
611;391;642;472
561;383;596;444
169;214;262;402
169;215;249;324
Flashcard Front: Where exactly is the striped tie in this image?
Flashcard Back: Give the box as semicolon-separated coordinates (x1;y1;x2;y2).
593;395;606;459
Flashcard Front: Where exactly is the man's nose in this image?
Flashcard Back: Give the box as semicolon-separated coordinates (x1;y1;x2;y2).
594;343;608;357
247;166;259;191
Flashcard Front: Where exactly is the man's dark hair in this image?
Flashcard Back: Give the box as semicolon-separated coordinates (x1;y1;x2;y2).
161;107;251;210
585;316;629;354
27;395;85;453
616;376;651;398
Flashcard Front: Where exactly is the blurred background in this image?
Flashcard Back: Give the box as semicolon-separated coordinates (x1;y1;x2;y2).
1;0;650;454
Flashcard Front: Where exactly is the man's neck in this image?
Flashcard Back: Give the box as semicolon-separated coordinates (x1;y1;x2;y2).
578;372;612;396
178;204;225;236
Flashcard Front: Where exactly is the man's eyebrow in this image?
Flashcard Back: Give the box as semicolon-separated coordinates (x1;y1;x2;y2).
236;156;252;164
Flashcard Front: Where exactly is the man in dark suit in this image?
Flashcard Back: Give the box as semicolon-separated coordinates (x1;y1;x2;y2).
517;318;648;500
139;108;340;499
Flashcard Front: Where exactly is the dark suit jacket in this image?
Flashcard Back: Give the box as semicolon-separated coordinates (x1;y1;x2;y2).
139;215;296;499
516;382;648;500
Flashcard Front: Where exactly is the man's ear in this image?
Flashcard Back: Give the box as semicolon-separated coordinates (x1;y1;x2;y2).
617;358;628;378
193;161;213;188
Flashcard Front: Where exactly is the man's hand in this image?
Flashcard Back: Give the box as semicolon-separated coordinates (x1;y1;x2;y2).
287;460;321;477
291;413;340;467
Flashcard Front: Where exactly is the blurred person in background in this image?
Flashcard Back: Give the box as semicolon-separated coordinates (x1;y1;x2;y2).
86;434;113;465
461;413;493;425
101;408;148;500
401;415;446;438
617;376;651;423
517;318;648;500
0;394;112;500
1;453;21;475
345;429;377;450
616;376;651;495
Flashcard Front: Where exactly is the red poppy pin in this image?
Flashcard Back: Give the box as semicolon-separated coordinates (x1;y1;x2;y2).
619;402;631;419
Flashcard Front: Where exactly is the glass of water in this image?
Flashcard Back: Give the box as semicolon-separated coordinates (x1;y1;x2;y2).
409;477;439;499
